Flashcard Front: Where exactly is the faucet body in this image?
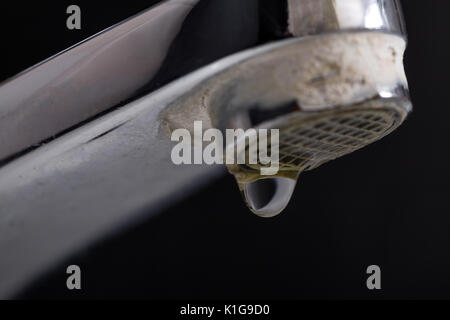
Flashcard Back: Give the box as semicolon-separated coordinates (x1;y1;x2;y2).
0;0;411;297
0;0;407;163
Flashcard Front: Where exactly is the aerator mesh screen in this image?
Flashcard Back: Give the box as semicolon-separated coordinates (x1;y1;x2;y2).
246;106;403;173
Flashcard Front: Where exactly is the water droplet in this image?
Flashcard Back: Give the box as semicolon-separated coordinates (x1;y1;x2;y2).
228;165;300;218
243;176;298;218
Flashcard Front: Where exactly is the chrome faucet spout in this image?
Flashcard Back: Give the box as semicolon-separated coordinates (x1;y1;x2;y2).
0;0;406;163
0;0;411;297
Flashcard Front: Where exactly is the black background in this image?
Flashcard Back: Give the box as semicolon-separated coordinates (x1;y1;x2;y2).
1;1;449;299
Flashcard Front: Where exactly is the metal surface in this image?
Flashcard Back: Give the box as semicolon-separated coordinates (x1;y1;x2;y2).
0;38;306;298
0;0;199;162
287;0;406;36
0;0;406;163
0;0;410;297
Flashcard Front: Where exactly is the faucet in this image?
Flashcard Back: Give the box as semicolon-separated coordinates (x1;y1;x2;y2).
0;0;411;297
